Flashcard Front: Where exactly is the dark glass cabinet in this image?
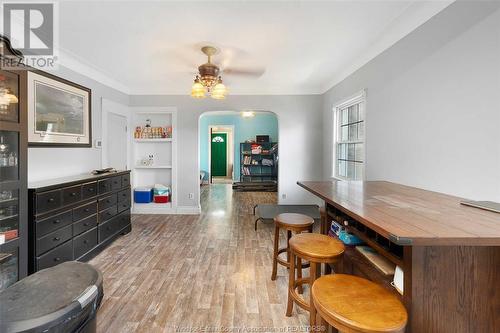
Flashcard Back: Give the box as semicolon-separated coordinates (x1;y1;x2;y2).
0;41;27;290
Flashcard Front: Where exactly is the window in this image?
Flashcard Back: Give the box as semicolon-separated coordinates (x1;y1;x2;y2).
333;92;365;180
212;136;224;143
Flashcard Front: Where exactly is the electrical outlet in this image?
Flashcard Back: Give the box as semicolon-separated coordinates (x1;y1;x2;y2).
188;193;194;199
281;193;287;200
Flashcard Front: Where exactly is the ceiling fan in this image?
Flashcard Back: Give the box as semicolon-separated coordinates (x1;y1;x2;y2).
190;45;264;99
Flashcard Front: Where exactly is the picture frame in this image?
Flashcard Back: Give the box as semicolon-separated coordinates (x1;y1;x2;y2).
27;71;91;147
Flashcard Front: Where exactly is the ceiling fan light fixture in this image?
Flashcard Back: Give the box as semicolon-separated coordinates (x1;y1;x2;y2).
191;46;229;100
191;76;206;99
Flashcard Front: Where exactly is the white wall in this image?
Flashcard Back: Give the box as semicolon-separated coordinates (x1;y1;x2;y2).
322;1;500;201
129;95;324;208
28;65;129;183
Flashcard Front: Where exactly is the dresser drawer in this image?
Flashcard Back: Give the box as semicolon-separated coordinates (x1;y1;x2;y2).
73;214;98;236
98;179;112;194
98;194;117;211
98;217;120;242
111;176;122;191
37;240;73;271
117;188;130;203
117;199;131;213
62;185;82;206
73;201;97;222
37;224;73;256
36;210;72;237
121;174;130;188
73;227;97;259
116;211;131;230
99;205;118;223
36;190;62;214
82;182;97;200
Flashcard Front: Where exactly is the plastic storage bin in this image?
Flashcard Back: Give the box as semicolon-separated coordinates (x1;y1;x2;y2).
0;261;103;333
134;187;153;203
153;184;170;204
154;195;169;203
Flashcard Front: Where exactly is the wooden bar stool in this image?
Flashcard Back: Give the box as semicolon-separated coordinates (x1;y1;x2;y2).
271;213;314;281
287;233;344;323
311;274;408;333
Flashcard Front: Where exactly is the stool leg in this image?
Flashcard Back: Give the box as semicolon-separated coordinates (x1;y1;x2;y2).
297;256;303;294
286;230;292;264
324;262;332;275
309;261;318;327
271;225;279;281
317;315;329;332
286;251;296;317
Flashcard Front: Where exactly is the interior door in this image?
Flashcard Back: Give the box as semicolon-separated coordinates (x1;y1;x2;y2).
107;113;127;170
211;133;227;177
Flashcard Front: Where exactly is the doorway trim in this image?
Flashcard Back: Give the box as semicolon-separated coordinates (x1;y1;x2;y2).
208;124;235;183
101;98;131;170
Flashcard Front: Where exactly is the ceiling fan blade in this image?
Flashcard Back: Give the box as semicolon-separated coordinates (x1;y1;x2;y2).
222;67;265;77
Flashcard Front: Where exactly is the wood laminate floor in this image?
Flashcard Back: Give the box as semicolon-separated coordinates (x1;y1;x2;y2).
90;184;311;332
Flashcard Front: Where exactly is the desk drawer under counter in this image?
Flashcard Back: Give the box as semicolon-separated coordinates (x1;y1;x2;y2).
28;170;132;274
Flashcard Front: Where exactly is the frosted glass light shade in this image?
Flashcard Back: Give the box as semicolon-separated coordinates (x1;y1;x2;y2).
211;82;227;100
191;81;206;99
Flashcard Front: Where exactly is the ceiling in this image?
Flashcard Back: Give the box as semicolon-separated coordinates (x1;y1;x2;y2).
57;1;453;95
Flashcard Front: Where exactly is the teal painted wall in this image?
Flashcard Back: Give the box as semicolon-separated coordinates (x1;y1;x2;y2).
199;112;278;181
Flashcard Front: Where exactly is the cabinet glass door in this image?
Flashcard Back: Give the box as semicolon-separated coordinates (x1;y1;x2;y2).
0;70;19;123
0;247;18;290
0;67;21;291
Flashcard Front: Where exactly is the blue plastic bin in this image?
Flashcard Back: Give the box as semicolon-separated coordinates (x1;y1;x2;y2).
134;187;153;203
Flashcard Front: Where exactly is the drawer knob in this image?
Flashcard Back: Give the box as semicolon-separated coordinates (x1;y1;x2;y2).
88;188;94;191
53;237;60;241
70;192;77;197
83;223;89;226
53;219;60;224
48;198;55;203
54;257;61;262
84;208;90;212
106;200;111;203
83;240;88;244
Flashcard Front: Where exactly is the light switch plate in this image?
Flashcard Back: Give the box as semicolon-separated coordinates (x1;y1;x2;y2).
94;139;102;148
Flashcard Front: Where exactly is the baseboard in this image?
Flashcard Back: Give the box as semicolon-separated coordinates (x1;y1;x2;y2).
176;205;201;215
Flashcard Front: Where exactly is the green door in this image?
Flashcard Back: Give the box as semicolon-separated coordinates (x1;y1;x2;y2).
211;133;227;177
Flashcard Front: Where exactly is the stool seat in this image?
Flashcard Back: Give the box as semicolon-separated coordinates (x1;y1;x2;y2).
274;213;315;230
274;213;314;228
312;274;408;333
290;233;344;262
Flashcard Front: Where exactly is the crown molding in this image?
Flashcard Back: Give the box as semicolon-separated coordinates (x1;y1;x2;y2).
58;49;131;94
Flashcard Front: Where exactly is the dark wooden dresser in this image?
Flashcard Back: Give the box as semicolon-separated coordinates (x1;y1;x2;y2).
28;171;131;274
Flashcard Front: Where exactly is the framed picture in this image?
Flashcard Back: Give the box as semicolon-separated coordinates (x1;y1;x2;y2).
27;71;91;147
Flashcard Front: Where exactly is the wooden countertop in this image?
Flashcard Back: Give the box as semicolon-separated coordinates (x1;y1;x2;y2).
298;181;500;246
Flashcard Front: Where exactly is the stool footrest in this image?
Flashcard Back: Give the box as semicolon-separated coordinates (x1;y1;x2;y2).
289;286;310;312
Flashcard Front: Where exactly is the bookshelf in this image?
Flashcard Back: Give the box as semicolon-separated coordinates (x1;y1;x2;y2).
240;142;278;183
131;107;177;214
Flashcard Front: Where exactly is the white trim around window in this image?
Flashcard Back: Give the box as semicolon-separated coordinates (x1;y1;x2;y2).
332;90;366;181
